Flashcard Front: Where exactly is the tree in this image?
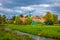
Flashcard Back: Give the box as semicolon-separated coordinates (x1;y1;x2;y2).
20;14;24;17
12;16;16;21
45;12;53;22
0;15;2;24
24;17;32;25
44;12;54;25
44;11;58;25
7;16;16;24
53;14;58;24
14;16;20;24
2;15;6;24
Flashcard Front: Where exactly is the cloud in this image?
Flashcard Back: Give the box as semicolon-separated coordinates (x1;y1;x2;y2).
0;3;60;16
0;7;13;12
0;13;3;15
14;6;34;12
0;0;60;20
38;3;60;7
53;2;60;6
39;4;50;7
0;7;24;15
28;4;50;8
13;4;52;16
14;10;23;13
20;7;34;11
0;3;2;6
0;0;13;3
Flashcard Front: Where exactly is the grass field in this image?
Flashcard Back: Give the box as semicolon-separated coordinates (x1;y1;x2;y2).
0;26;34;40
6;24;60;40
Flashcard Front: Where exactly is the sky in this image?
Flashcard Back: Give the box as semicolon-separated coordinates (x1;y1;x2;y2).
0;0;60;20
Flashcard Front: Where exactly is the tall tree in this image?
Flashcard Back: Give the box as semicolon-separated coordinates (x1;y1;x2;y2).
2;15;6;24
44;11;58;25
53;14;58;24
14;16;20;24
12;16;16;21
45;11;53;22
7;16;16;24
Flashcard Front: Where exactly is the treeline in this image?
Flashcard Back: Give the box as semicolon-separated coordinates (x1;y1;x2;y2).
0;11;58;25
0;15;6;24
8;11;58;25
8;14;32;25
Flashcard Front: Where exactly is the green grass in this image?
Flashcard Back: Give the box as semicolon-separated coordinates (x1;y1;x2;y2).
6;24;60;40
0;27;34;40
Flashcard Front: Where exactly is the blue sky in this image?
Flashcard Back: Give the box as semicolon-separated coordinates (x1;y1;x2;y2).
0;0;60;20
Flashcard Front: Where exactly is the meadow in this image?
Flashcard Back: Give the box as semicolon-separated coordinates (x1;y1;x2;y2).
6;24;60;40
0;26;34;40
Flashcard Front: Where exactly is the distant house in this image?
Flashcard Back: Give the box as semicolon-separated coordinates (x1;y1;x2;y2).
32;16;46;25
20;16;46;25
20;17;26;23
32;16;46;23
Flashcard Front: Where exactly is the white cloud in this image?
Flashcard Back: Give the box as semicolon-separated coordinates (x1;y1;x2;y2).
53;2;60;6
0;3;2;6
28;4;50;8
13;3;60;15
39;4;50;7
5;8;13;12
28;3;60;8
0;3;59;17
14;10;23;13
15;7;34;11
0;7;13;12
13;4;52;16
0;7;24;15
0;4;54;16
0;0;13;4
38;3;60;7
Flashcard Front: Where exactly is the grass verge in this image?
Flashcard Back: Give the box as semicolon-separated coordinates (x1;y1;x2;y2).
0;26;34;40
6;24;60;40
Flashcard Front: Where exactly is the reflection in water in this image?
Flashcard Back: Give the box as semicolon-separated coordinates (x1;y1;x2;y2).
5;28;57;40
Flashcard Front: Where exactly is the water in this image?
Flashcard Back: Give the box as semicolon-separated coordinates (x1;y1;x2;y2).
5;28;57;40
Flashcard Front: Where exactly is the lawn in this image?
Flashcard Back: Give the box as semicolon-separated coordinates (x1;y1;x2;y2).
6;24;60;40
0;26;34;40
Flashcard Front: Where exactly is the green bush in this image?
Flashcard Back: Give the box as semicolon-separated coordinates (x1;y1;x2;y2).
24;17;32;25
45;21;54;25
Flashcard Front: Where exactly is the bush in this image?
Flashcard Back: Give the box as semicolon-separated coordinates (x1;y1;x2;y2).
24;17;32;25
45;21;54;25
